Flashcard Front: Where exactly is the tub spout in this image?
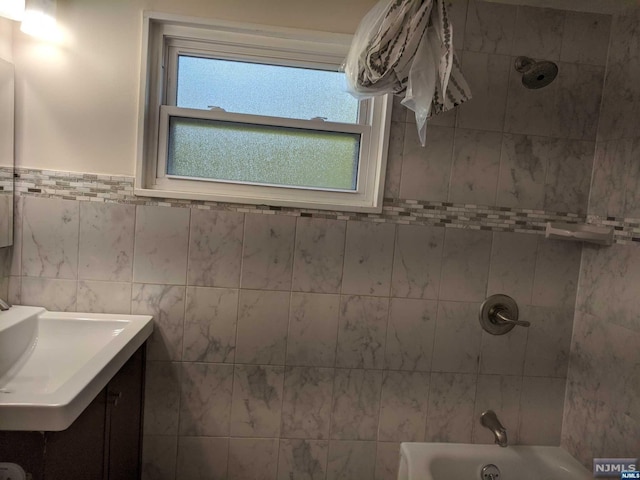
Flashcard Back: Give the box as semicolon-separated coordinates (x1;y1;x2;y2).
481;410;508;447
0;298;10;311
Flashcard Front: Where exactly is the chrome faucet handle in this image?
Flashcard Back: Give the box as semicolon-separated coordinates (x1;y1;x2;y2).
495;310;530;327
0;298;11;311
479;294;530;335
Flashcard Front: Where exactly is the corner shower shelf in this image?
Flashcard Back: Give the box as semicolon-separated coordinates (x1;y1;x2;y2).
545;222;614;246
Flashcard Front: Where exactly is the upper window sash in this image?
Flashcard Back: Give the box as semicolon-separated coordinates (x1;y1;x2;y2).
163;42;371;125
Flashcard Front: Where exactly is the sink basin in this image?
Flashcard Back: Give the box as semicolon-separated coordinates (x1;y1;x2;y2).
399;442;592;480
0;305;153;431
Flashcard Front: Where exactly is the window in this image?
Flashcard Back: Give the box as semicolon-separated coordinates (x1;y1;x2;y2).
136;13;392;212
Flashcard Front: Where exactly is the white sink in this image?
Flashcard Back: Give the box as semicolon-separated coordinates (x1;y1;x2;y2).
0;305;153;431
399;442;592;480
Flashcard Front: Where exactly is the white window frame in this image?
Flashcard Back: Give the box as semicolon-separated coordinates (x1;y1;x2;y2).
136;12;392;213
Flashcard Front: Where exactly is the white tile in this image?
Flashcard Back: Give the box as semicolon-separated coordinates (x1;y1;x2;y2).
512;6;565;60
504;65;559;138
518;376;565;445
292;217;345;294
598;12;640;141
77;280;131;314
623;138;640;219
326;441;376;480
286;293;340;367
464;0;517;54
384;121;407;199
523;306;573;377
432;301;482;374
341;222;395;297
277;439;328;480
378;371;430;442
228;438;279;480
241;213;295;290
399;126;455;201
487;232;537;305
187;209;244;288
142;435;177;480
131;283;185;361
456;53;510;132
374;442;401;480
20;277;77;311
560;11;611;66
22;196;79;279
0;195;11;248
496;134;548;210
183;286;238;363
7;275;20;305
336;295;389;369
133;206;189;285
384;298;437;372
235;289;289;365
330;369;383;440
143;362;181;436
554;63;604;141
179;363;234;436
391;225;443;300
449;129;502;205
281;366;334;440
578;243;640;333
177;437;229;480
10;196;23;276
425;372;477;443
439;228;492;302
479;326;528;375
78;202;134;281
230;365;285;437
598;62;640;141
532;238;581;308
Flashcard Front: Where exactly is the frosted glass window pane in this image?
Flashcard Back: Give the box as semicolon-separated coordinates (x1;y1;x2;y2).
167;117;360;190
177;56;359;124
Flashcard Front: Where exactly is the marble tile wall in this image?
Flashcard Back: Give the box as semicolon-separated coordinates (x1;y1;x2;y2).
562;244;640;466
2;2;617;479
587;6;640;220
562;7;640;467
386;1;608;217
7;194;580;480
0;246;9;301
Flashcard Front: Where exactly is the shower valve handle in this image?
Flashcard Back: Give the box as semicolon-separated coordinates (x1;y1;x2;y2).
494;310;530;328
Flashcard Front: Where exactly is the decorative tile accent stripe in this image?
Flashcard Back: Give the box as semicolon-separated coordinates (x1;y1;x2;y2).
10;167;640;245
587;215;640;245
0;167;13;193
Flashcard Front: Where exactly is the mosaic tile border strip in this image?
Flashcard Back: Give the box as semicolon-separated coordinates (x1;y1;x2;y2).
10;167;640;245
0;167;13;193
587;215;640;246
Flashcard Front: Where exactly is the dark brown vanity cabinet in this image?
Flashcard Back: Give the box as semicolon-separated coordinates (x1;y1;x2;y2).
0;346;146;480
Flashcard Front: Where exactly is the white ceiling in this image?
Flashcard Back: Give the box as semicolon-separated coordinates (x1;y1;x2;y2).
481;0;633;14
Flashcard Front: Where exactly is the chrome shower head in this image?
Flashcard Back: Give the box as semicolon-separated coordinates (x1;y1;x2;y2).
514;56;558;89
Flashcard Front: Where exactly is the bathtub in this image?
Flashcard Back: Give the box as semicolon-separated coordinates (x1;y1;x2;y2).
398;442;592;480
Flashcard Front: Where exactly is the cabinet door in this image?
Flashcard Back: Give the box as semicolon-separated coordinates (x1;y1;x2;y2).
0;431;46;479
104;347;144;480
0;347;145;480
43;389;107;480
